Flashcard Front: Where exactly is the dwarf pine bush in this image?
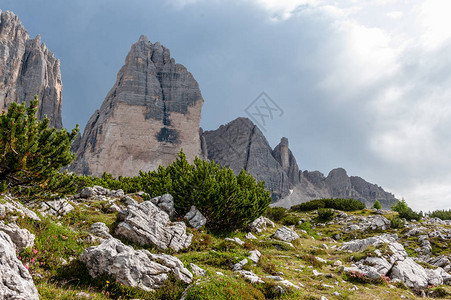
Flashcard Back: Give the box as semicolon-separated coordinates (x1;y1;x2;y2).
290;198;365;212
74;151;272;232
0;97;79;197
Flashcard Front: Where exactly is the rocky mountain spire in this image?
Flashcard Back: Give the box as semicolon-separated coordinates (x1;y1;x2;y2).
272;137;300;187
202;117;290;200
0;10;62;128
71;35;204;176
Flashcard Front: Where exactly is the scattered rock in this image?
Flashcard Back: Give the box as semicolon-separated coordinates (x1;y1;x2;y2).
115;201;192;252
245;232;257;240
279;280;302;289
0;195;41;221
0;221;35;252
232;258;248;271
75;291;92;299
80;186;110;198
0;231;39;299
333;260;343;267
89;222;112;240
225;237;245;246
150;194;175;219
184;206;206;229
122;196;138;207
249;216;275;233
79;237;192;291
39;199;74;216
190;263;206;277
248;250;261;265
237;270;264;284
273;226;299;242
109;189;125;198
312;269;322;276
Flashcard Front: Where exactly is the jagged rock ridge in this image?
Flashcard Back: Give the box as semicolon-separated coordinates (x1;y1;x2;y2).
275;168;397;209
0;10;62;128
71;35;204;176
202;117;290;200
203;117;397;208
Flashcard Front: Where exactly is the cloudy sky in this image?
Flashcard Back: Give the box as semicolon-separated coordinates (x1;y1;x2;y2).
3;0;451;211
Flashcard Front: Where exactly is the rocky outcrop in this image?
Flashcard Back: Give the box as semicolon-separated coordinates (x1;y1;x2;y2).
0;221;34;252
71;35;204;176
79;237;192;291
272;137;300;187
340;234;451;290
202;117;290;199
274;168;397;209
115;200;192;252
0;231;39;299
0;10;62;128
273;226;299;242
249;216;275;233
184;206;206;229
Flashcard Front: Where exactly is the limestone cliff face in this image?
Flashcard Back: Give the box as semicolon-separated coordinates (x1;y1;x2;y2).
202;118;290;200
71;35;203;176
0;10;62;128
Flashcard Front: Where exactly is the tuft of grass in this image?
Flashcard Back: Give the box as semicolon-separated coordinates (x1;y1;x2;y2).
185;276;265;300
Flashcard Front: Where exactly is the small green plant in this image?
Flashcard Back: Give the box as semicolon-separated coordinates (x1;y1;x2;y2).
317;208;335;221
264;206;288;222
391;199;422;221
389;216;405;229
429;286;450;298
300;254;323;269
281;214;299;226
372;200;382;209
297;221;318;238
258;254;277;275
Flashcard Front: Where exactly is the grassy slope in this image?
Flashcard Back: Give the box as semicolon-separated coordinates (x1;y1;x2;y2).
8;197;451;300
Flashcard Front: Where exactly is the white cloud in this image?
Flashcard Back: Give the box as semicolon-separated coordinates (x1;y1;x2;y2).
386;11;403;19
250;0;321;20
417;0;451;50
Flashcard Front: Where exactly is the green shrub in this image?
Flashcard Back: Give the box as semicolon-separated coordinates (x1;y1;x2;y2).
297;221;318;238
0;97;79;197
429;209;451;220
264;207;287;222
389;216;405;229
290;198;365;212
372;200;382;209
391;199;422;221
72;151;272;233
317;208;335;221
281;214;299;226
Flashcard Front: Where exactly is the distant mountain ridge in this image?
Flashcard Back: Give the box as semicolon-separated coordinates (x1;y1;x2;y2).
202;117;397;209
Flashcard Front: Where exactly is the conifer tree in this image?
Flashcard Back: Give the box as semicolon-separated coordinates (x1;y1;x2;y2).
372;199;382;210
0;96;79;195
